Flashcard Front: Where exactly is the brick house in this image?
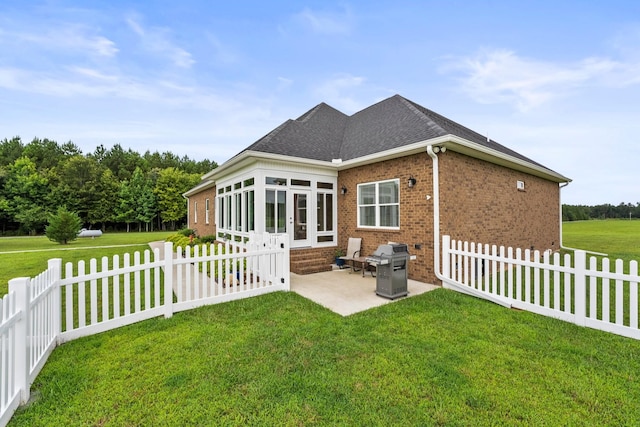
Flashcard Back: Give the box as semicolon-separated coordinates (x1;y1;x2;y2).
184;95;570;284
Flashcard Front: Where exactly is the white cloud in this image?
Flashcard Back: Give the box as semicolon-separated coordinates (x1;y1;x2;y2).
313;74;366;112
204;33;238;64
276;77;293;92
1;26;118;58
444;49;628;111
294;6;353;35
126;15;195;68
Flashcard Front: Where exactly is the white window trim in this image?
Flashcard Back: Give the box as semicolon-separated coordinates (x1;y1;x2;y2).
357;178;400;229
194;201;198;224
205;198;210;224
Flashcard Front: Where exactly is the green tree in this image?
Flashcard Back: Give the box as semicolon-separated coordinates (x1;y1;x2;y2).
0;136;24;167
53;155;103;225
45;206;82;244
90;168;120;228
154;167;200;230
5;157;50;234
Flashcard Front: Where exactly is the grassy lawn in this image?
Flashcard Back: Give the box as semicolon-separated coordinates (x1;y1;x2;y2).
10;290;640;426
0;232;173;295
4;221;640;425
563;219;640;262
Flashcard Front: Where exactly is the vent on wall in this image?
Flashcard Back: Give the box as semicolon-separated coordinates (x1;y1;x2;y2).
516;180;525;191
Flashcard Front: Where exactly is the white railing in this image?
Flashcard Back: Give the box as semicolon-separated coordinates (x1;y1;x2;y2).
441;235;640;341
0;232;289;426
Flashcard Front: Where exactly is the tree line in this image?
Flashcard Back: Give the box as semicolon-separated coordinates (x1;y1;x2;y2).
0;136;218;235
562;203;640;221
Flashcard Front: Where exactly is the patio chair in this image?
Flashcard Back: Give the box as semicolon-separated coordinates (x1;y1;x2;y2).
339;237;369;275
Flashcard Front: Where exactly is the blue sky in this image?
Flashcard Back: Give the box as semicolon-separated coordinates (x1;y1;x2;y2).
1;1;639;205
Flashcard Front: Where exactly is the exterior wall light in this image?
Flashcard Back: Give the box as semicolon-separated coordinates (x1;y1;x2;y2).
341;185;348;195
408;176;416;188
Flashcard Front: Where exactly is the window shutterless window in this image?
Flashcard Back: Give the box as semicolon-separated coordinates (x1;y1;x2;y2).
194;201;198;223
357;179;399;228
205;198;209;224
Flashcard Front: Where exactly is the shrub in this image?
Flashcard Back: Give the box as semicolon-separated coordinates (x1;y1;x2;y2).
45;207;83;245
199;235;217;244
177;228;197;238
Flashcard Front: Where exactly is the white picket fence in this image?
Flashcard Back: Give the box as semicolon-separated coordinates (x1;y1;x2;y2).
441;235;640;340
0;233;289;426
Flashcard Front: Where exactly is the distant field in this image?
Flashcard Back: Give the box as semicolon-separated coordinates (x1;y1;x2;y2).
0;231;173;296
562;219;640;262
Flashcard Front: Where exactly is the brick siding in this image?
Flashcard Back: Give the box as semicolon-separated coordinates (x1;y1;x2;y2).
337;151;560;284
188;189;217;237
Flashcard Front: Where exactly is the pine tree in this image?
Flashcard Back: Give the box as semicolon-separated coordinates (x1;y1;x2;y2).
45;207;82;244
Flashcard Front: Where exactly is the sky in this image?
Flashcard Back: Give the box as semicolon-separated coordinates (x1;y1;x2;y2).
1;0;639;205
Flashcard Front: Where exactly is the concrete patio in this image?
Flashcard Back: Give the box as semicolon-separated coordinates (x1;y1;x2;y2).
290;268;439;316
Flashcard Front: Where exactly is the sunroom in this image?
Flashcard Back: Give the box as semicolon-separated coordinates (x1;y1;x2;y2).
209;155;338;250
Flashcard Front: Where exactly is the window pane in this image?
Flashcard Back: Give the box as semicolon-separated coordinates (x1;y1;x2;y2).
219;197;225;229
265;190;275;233
317;194;325;231
380;206;399;227
245;190;255;232
379;181;398;204
359;184;375;205
225;195;232;229
360;206;376;226
266;177;287;186
235;193;242;231
277;191;286;233
326;194;333;231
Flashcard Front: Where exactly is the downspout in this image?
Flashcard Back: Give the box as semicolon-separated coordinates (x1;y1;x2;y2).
427;145;511;307
558;182;607;256
426;145;444;283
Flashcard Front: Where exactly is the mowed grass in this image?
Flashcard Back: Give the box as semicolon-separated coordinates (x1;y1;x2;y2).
5;221;640;425
9;290;640;426
0;232;173;295
563;219;640;262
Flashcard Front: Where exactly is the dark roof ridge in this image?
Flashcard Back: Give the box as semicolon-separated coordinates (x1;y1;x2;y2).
296;102;345;123
394;95;449;136
244;119;292;152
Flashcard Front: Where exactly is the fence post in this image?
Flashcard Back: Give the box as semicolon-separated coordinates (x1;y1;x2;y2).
48;258;62;342
442;235;451;281
9;277;31;404
164;242;174;319
281;235;290;291
574;250;587;327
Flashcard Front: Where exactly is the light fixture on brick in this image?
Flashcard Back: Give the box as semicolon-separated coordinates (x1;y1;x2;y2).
408;176;416;188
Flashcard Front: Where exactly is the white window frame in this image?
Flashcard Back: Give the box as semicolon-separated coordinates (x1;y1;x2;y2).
194;201;198;224
357;178;400;229
205;198;210;224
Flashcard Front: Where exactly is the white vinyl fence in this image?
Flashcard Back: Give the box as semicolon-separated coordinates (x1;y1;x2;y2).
441;235;640;341
0;233;289;426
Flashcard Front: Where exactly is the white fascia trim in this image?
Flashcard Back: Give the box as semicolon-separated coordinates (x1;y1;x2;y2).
336;135;571;183
183;180;216;198
203;150;336;180
203;134;571;184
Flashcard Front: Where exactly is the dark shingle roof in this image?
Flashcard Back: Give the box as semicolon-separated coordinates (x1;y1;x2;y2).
243;103;347;161
239;94;548;170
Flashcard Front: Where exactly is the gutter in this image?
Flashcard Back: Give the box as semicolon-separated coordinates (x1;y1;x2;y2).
558;182;608;257
427;145;512;308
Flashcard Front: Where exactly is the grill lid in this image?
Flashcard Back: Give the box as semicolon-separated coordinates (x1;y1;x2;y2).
372;243;409;256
